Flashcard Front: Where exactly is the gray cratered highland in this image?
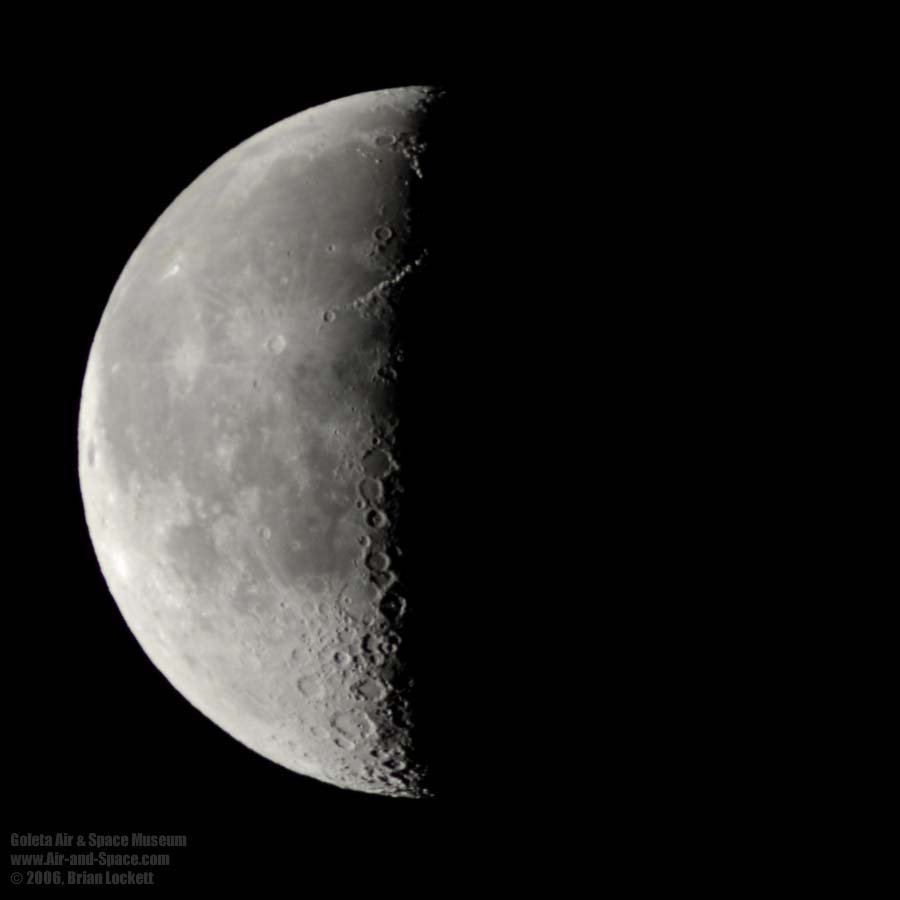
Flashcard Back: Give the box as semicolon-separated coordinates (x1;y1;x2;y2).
78;87;444;797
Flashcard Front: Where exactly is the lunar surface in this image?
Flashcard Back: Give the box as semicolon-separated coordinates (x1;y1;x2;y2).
78;87;445;797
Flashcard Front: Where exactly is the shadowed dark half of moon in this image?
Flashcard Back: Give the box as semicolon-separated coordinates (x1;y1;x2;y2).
77;86;504;798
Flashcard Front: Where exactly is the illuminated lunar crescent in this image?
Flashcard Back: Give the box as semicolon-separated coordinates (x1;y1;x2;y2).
78;87;445;797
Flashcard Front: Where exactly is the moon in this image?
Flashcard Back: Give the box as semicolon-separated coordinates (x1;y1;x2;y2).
78;87;445;797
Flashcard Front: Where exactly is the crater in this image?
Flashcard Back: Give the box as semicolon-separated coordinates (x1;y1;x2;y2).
267;334;287;354
380;594;407;623
366;509;388;529
365;551;391;573
362;449;392;478
359;478;384;504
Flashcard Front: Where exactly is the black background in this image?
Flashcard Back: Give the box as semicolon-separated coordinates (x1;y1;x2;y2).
5;54;562;888
2;22;774;889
